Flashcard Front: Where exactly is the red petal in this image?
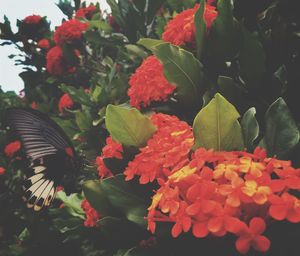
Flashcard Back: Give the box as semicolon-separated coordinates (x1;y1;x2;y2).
186;203;201;215
208;216;223;233
287;208;300;223
192;221;209;238
201;200;217;214
235;236;251;254
171;223;182;238
253;236;270;252
269;205;287;220
224;217;247;234
249;218;266;235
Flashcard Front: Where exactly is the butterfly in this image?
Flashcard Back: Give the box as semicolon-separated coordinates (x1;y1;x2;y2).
5;107;79;211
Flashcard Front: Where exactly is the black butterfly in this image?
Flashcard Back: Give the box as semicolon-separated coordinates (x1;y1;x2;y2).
5;107;79;211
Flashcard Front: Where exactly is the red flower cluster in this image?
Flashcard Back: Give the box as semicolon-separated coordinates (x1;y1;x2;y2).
4;141;21;157
96;136;123;179
58;93;74;112
162;3;217;46
147;147;300;254
37;39;50;49
128;56;176;109
124;113;193;184
0;167;5;176
75;4;98;19
81;199;101;227
46;46;65;75
23;15;42;24
53;19;89;45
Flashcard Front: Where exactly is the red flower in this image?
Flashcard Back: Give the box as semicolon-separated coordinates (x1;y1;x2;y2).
269;193;300;223
124;113;193;184
31;101;38;109
54;19;89;45
75;4;98;19
0;167;5;176
128;56;176;109
46;46;65;75
96;136;123;179
58;93;74;112
235;218;270;254
81;199;101;227
162;3;217;46
23;15;42;24
37;39;50;49
4;141;21;157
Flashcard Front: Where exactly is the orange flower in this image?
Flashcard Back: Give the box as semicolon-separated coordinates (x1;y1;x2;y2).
23;15;42;24
235;218;270;254
58;93;74;112
0;167;5;176
75;4;98;19
46;46;66;75
241;180;271;205
81;199;101;227
4;141;21;157
54;19;89;45
37;39;50;49
269;193;300;223
128;56;176;109
124;113;193;184
96;136;123;179
162;3;217;46
239;157;266;177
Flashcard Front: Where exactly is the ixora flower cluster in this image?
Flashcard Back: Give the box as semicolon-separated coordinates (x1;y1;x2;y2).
45;4;97;75
96;110;300;254
146;147;300;254
127;2;217;109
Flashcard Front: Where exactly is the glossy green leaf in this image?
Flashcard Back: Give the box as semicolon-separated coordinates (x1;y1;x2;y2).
56;191;85;219
100;175;149;227
193;93;244;151
137;38;164;51
82;180;112;216
208;0;242;60
75;110;92;132
264;98;299;158
153;43;204;109
194;0;206;59
105;104;156;147
241;107;259;151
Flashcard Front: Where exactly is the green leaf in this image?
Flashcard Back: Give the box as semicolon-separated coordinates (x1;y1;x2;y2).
56;191;85;219
239;26;266;86
105;104;156;147
83;175;150;227
241;107;259;151
106;0;124;27
264;98;299;158
100;175;149;227
194;0;206;59
60;84;93;107
75;110;92;132
153;43;204;109
82;180;113;216
193;93;244;151
125;44;148;59
89;20;112;33
208;0;242;60
137;38;164;51
167;0;196;11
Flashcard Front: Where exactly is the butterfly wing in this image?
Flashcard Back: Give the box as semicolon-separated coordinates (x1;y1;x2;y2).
6;107;77;211
6;108;73;160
